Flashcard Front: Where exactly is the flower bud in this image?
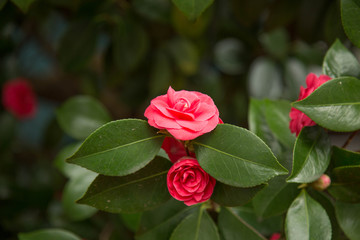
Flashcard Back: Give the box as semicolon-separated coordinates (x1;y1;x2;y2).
311;174;331;191
269;233;281;240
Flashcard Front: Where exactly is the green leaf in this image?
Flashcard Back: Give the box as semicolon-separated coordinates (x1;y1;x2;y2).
328;182;360;203
172;0;214;20
218;207;266;240
136;199;198;240
194;124;287;188
252;176;300;218
56;96;111;140
170;206;220;240
285;190;332;240
18;229;81;240
248;57;283;99
335;201;360;240
121;213;143;232
284;58;307;101
287;126;331;183
332;146;360;168
292;77;360;132
214;38;245;75
341;0;360;48
77;156;171;213
67;119;164;176
11;0;35;12
322;39;360;78
264;100;295;149
259;28;289;60
212;183;265;207
62;171;97;221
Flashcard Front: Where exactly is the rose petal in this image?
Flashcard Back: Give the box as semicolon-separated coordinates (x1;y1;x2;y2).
176;119;208;132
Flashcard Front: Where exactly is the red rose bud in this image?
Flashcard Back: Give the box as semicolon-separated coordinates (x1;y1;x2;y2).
145;86;221;140
167;157;216;206
289;73;331;136
269;233;281;240
2;78;37;119
311;174;331;191
161;137;195;163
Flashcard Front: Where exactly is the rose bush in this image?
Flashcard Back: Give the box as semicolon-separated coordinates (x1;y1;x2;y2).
289;73;331;135
144;86;222;140
2;78;37;119
167;157;216;206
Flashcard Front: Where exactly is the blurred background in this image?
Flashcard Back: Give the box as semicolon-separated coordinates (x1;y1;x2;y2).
0;0;358;239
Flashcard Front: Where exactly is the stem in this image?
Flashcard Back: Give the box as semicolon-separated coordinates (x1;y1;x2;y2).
342;131;359;149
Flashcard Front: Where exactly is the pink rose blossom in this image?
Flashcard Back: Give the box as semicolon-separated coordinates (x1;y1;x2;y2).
161;137;195;163
289;73;331;136
167;157;216;206
145;87;221;140
2;78;37;119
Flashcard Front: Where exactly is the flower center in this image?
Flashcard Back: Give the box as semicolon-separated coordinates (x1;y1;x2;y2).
174;98;191;112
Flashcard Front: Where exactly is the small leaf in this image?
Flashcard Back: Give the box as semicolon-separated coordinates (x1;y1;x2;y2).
252;176;300;218
322;39;360;78
293;77;360;132
54;143;86;179
341;0;360;48
331;146;360;168
335;201;360;240
67;119;164;176
328;182;360;203
211;183;265;207
11;0;35;12
259;28;289;60
172;0;214;20
56;95;111;140
194;124;288;188
170;206;220;240
287;126;331;183
77;156;172;213
18;229;81;240
285;190;332;240
218;207;266;240
62;171;98;221
136;199;198;240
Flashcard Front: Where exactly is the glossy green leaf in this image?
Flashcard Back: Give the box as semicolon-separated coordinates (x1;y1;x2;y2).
56;96;111;140
77;156;171;213
172;0;214;20
252;176;300;218
170;206;220;240
285;190;332;240
331;146;360;168
211;182;265;207
322;39;360;78
293;77;360;132
264;100;295;148
248;57;283;99
11;0;35;12
136;199;198;240
62;171;97;221
335;201;360;240
230;206;283;237
218;207;266;240
194;124;288;188
341;0;360;48
328;182;360;203
287;126;331;183
18;229;81;240
167;37;199;76
67;119;165;176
